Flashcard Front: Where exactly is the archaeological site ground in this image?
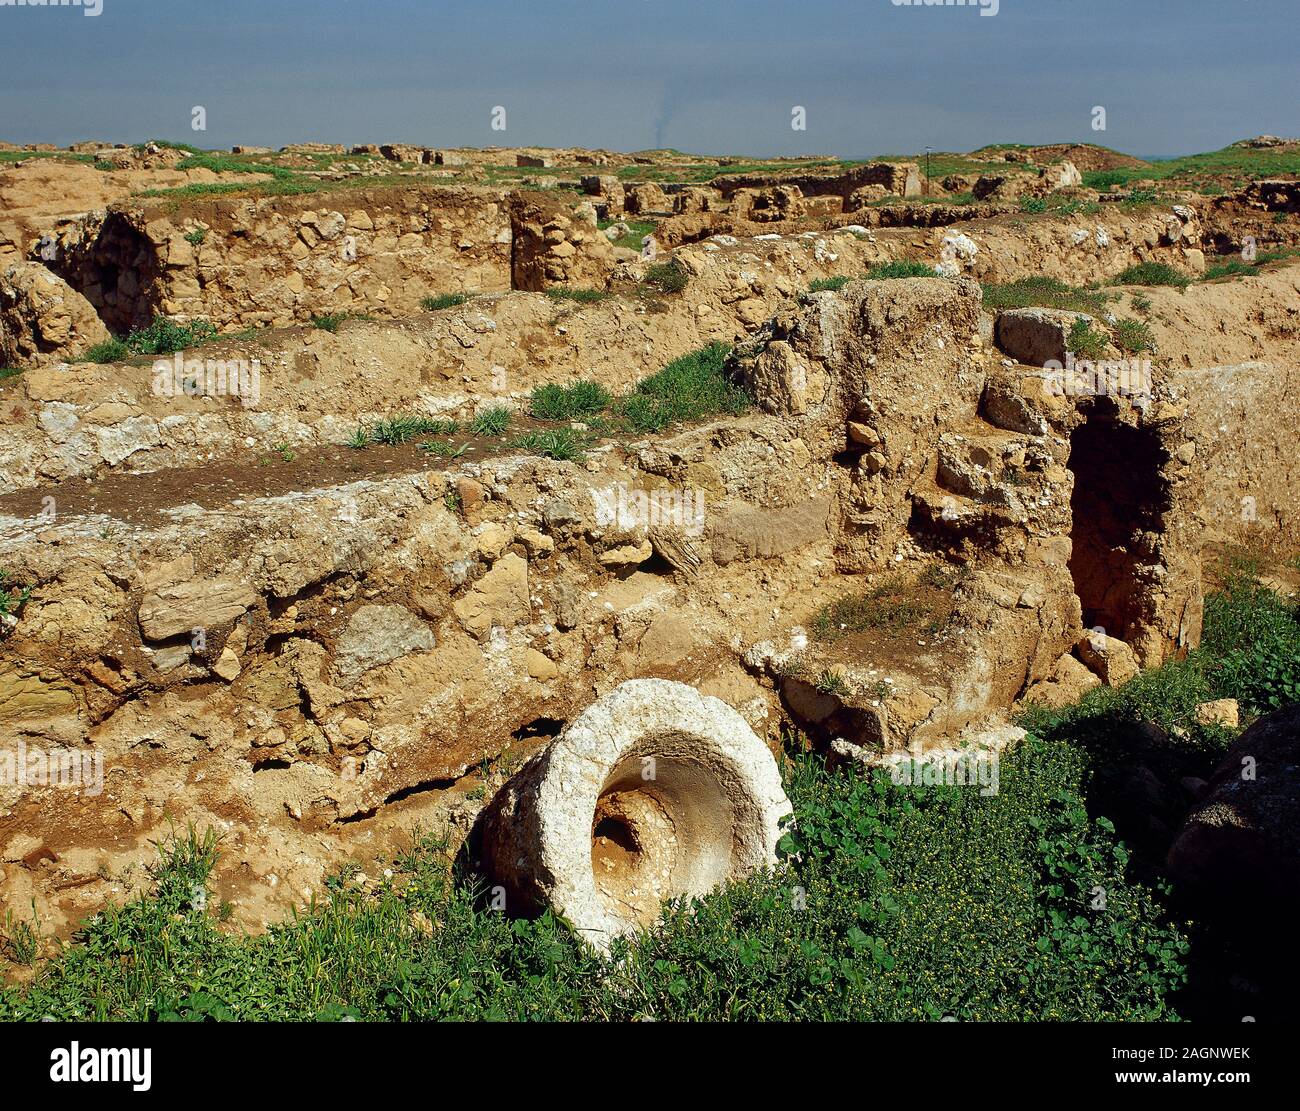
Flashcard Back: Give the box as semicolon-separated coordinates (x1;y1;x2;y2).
1;4;1298;1079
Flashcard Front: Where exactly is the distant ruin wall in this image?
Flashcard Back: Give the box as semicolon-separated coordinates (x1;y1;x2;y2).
52;186;515;332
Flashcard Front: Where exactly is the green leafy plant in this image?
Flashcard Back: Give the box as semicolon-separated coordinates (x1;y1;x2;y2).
361;415;460;446
183;227;207;246
981;276;1112;317
809;276;851;292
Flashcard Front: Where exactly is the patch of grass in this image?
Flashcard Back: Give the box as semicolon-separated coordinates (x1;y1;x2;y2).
183;227;207;246
530;380;611;422
0;366;23;382
310;312;364;332
1112;317;1156;354
1130;292;1153;315
599;218;656;251
865;260;937;280
470;406;513;437
814;669;851;697
545;288;609;304
809;276;852;293
1019;196;1047;214
1111;262;1191;290
362;415;460;446
508;428;590;462
420;440;469;459
83;337;129;364
1067;317;1109;360
617;343;749;434
981;276;1111;317
811;575;935;641
421;292;474;312
642;260;689;293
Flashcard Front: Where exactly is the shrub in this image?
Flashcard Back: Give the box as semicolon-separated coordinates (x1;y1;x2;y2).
310;312;349;332
617;343;748;434
183;227;207;246
529;380;611;421
1111;262;1190;290
1019;196;1047;214
643;260;689;293
0;570;32;636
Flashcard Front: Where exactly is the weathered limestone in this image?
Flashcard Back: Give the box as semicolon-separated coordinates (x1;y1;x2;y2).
480;678;792;950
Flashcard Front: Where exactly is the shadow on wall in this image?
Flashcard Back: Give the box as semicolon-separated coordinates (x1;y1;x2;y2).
1067;417;1172;643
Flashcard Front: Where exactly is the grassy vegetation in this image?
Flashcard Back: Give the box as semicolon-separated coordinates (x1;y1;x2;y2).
0;367;23;383
4;564;1296;1020
598;218;655;252
866;260;937;280
811;574;941;641
1081;142;1300;194
469;406;513;437
352;414;460;447
1112;317;1157;354
1111;262;1191;290
421;292;475;312
82;316;220;363
310;312;352;332
1067;317;1109;360
981;276;1112;317
642;260;689;293
507;428;591;462
545;288;609;304
529;380;612;421
618;343;750;434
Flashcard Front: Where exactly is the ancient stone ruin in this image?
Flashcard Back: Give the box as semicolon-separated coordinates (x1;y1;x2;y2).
0;138;1297;949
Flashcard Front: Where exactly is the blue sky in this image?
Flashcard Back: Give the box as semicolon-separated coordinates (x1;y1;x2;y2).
0;0;1295;159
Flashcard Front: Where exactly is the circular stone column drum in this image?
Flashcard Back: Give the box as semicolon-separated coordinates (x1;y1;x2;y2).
481;678;793;951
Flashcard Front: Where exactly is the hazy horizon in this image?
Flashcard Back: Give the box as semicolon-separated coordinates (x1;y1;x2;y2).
1;0;1296;160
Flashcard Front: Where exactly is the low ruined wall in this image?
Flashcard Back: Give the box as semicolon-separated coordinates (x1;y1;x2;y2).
52;186;515;333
